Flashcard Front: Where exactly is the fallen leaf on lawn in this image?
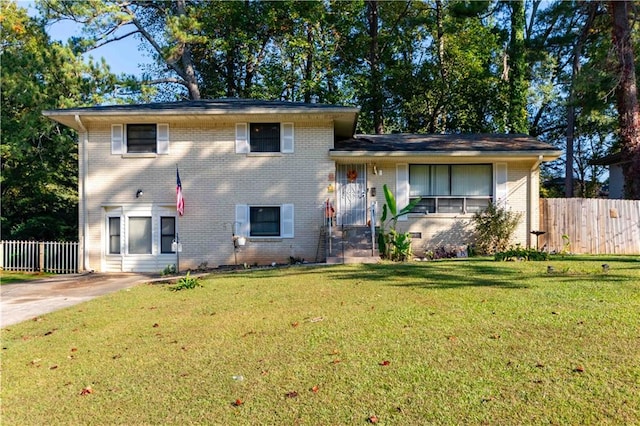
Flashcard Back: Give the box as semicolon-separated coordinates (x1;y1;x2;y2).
309;316;324;322
242;330;256;337
261;370;269;376
153;323;160;328
71;347;78;352
285;391;298;398
232;399;243;406
331;349;340;355
489;334;501;339
112;354;122;360
33;317;43;322
332;359;341;364
368;415;379;423
80;386;93;396
379;360;390;366
535;363;544;368
551;311;559;315
30;358;42;365
49;365;58;370
447;335;457;341
573;365;585;373
44;330;55;336
311;385;319;393
291;322;299;328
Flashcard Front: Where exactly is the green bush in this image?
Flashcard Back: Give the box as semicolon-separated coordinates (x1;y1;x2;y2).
494;245;550;261
472;203;522;255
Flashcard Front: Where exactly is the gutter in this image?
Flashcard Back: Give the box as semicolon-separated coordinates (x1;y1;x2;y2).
74;115;91;272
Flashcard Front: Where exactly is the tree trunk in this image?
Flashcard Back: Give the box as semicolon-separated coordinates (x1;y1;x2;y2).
435;0;448;133
367;0;384;134
610;1;640;199
507;0;528;134
176;0;201;100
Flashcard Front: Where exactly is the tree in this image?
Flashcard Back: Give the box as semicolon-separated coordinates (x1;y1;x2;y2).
609;1;640;199
506;0;528;134
41;0;205;99
1;1;117;240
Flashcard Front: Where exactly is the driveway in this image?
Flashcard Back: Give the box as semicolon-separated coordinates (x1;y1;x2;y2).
1;273;155;328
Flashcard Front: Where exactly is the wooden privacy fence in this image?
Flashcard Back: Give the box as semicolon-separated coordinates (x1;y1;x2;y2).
539;198;640;255
0;241;79;274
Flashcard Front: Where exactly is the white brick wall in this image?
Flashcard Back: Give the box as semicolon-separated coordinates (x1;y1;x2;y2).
83;116;335;271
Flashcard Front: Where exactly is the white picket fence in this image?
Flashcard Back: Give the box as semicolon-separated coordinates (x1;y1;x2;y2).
0;241;79;274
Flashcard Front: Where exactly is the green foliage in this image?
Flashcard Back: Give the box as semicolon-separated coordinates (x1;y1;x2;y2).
378;184;421;261
1;1;117;240
161;264;177;276
471;202;523;255
170;271;201;291
494;245;550;261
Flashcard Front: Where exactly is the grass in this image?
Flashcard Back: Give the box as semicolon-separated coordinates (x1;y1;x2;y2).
1;257;639;424
0;271;52;285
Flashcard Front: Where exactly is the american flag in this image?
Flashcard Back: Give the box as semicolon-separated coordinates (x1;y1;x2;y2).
176;168;185;216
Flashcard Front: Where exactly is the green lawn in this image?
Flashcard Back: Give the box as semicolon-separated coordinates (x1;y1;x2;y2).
0;271;52;285
2;257;639;424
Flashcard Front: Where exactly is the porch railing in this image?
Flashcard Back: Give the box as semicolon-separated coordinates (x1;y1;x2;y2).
0;240;79;274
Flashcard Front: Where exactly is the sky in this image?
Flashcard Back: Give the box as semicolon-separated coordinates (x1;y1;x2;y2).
23;0;152;76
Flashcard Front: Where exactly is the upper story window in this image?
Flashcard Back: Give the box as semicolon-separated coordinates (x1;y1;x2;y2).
235;122;294;154
127;124;157;153
111;124;169;155
250;123;280;152
409;164;493;214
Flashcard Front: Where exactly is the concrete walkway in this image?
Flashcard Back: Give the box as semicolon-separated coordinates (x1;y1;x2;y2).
1;273;155;327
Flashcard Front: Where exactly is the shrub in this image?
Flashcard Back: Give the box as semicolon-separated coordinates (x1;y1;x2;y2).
472;203;522;255
170;272;201;291
494;245;550;261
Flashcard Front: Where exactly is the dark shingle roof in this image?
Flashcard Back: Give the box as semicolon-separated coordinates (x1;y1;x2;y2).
44;98;359;115
333;133;558;153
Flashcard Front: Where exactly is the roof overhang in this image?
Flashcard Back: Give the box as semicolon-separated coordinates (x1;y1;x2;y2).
43;99;360;139
329;150;563;163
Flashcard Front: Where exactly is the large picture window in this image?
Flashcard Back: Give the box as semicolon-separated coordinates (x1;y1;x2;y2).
250;207;280;236
160;217;176;253
250;123;280;152
409;164;493;214
128;217;152;254
127;124;157;153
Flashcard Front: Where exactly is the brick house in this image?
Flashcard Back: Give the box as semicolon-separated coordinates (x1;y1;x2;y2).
44;99;561;272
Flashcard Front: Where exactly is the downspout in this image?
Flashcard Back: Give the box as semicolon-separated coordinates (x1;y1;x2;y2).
529;155;543;248
74;115;91;272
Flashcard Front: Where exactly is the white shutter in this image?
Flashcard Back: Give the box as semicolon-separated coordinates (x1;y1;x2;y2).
157;123;170;154
235;204;249;237
281;123;294;153
396;164;409;221
281;204;294;238
495;163;508;208
111;124;123;154
235;123;249;153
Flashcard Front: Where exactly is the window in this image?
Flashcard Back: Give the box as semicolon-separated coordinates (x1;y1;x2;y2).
111;124;169;155
108;217;121;254
128;217;152;254
409;164;493;214
250;207;280;236
236;204;294;238
250;123;280;152
235;123;294;153
127;124;157;153
160;217;176;253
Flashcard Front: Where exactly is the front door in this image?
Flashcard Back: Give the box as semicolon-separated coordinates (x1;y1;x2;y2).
337;164;367;225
